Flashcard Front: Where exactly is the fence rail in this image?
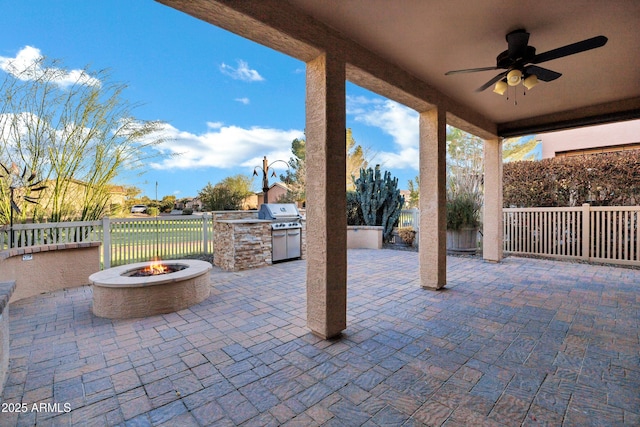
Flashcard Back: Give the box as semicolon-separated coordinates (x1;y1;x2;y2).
3;206;638;268
104;216;213;267
398;208;419;229
1;214;213;268
504;204;640;266
0;220;102;248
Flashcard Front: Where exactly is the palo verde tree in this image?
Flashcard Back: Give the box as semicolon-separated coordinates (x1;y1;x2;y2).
279;138;306;204
406;175;419;208
503;136;540;162
0;48;165;223
279;129;372;203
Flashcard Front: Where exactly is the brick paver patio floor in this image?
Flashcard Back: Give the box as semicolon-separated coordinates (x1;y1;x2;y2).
1;249;639;426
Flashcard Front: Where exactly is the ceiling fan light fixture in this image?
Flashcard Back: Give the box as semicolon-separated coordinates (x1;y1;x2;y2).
507;69;522;86
523;74;538;89
493;80;507;95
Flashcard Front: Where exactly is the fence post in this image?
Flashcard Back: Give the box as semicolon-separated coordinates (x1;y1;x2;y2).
581;203;590;261
202;213;209;254
102;216;111;269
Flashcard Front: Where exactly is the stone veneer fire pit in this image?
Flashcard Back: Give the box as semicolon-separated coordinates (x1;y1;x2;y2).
89;259;212;319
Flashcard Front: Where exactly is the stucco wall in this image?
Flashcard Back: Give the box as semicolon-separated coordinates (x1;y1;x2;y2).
540;119;640;158
347;226;383;249
0;308;9;394
0;243;101;302
0;281;14;396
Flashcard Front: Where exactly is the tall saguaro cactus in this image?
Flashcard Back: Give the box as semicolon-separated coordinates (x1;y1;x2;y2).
353;165;405;241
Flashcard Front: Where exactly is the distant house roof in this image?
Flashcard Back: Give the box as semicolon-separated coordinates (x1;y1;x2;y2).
256;182;289;196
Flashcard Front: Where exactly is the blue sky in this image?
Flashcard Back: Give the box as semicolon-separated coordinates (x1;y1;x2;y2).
1;0;423;199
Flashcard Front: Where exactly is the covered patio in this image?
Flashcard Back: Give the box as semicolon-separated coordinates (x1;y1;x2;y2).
3;250;639;425
155;0;640;339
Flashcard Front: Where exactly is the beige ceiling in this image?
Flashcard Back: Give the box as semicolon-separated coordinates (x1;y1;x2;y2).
287;0;640;136
157;0;640;138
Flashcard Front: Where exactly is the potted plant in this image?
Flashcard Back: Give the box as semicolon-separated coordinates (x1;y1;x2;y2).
446;192;481;253
397;226;416;246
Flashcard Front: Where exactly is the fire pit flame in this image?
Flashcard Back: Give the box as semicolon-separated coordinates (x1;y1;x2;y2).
142;260;170;276
124;260;188;277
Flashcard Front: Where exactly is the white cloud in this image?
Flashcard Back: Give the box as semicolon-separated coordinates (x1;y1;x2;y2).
347;96;419;169
0;46;100;87
146;122;303;171
219;60;264;82
235;97;250;105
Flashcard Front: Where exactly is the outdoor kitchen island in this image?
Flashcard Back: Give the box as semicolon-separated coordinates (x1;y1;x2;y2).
213;205;306;272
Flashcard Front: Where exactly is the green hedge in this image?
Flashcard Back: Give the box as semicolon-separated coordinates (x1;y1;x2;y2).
503;150;640;207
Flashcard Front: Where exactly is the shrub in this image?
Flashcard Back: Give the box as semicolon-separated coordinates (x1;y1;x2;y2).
446;193;480;230
182;208;193;215
397;227;416;246
503;150;640;207
146;206;159;217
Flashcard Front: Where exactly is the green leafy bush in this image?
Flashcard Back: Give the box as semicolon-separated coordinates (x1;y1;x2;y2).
446;194;480;230
504;151;640;207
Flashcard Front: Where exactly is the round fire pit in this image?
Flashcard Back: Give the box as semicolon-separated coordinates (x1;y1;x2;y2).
89;259;212;319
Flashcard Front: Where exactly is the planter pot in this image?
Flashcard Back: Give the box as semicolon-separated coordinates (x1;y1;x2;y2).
446;227;478;253
348;226;383;249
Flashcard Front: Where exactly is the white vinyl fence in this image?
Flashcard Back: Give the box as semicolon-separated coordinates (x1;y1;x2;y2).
0;220;102;248
1;214;214;268
398;208;420;229
504;204;640;266
3;206;638;268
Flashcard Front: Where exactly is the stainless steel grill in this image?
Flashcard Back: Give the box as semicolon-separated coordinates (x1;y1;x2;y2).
258;203;301;222
258;203;302;262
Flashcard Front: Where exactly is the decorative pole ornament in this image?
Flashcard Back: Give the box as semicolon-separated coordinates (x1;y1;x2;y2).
253;156;289;204
0;162;47;247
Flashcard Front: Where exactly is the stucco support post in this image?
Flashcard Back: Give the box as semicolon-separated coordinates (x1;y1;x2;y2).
483;138;503;262
305;53;347;339
419;108;447;289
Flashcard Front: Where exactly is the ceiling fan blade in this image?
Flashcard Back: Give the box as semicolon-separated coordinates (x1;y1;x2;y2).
445;66;499;75
507;29;530;59
476;71;507;92
525;65;562;82
532;35;607;64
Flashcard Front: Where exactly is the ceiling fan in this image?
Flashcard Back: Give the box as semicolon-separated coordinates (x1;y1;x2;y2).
445;29;607;94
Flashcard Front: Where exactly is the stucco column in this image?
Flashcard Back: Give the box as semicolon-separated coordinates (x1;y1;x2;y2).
305;53;347;339
483;138;503;262
419;108;447;289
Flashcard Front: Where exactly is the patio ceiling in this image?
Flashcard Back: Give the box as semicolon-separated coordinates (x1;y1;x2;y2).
156;0;640;139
